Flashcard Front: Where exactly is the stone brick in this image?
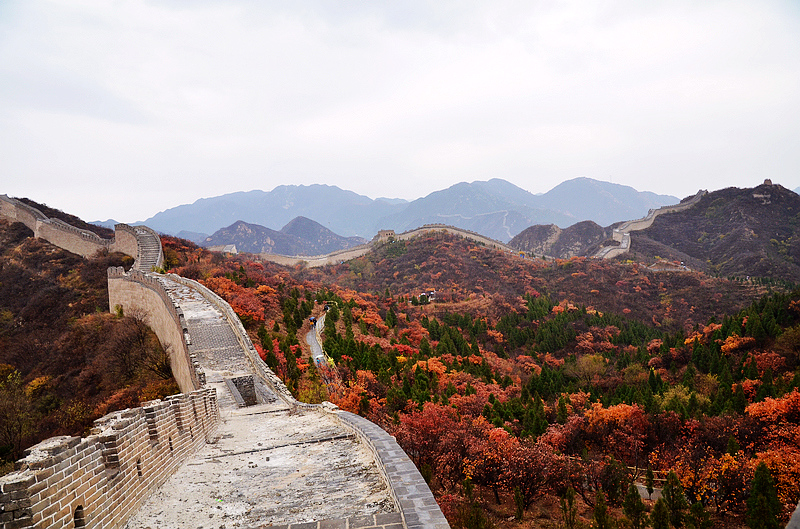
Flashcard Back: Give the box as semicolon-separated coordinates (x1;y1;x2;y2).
1;475;34;493
350;515;377;528
319;518;347;529
374;513;403;525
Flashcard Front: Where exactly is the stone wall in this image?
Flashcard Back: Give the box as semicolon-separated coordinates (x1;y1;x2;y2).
107;267;203;393
0;195;163;270
0;193;449;527
595;190;707;259
0;388;218;529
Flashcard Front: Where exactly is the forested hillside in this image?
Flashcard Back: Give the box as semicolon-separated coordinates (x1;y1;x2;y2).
162;231;800;528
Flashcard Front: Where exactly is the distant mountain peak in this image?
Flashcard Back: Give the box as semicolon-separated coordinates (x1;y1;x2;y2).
203;217;366;256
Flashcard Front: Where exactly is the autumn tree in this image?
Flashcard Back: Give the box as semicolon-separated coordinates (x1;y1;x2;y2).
0;368;34;461
503;437;563;511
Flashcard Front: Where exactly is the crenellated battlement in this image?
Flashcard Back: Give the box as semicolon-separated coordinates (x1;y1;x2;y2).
107;267;204;392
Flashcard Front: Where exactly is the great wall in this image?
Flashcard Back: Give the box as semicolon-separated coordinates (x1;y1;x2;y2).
593;190;707;260
258;193;710;267
0;195;449;529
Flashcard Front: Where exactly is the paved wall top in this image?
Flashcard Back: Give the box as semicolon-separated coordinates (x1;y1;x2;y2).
0;193;449;528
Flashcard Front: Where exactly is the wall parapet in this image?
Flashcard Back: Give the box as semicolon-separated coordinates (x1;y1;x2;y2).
107;267;203;392
166;274;299;406
0;388;219;529
259;223;513;269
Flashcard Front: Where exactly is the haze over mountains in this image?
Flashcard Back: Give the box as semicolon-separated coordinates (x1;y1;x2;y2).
126;177;679;244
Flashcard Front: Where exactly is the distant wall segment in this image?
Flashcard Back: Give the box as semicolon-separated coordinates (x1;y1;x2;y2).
259;223;512;268
594;190;707;259
0;195;163;271
0;388;219;529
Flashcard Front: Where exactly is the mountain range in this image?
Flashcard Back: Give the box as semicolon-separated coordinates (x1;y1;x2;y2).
203;217;366;256
123;177;679;243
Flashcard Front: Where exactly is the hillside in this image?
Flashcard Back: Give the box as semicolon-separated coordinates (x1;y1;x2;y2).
294;232;759;332
0;218;178;469
630;182;800;282
160;229;799;527
7;192;799;527
509;181;800;284
137;178;677;242
17;197;114;238
201;217;366;255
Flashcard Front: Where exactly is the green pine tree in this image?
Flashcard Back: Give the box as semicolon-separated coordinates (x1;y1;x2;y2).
652;498;670;529
622;484;647;529
646;467;655;500
686;501;713;529
561;486;579;529
746;462;781;529
592;489;616;529
662;471;688;528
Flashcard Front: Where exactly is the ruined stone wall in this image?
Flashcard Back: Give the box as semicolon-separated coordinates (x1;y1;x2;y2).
107;267;202;393
0;388;218;529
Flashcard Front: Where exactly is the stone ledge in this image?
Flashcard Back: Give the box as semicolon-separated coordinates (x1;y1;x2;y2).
270;513;404;529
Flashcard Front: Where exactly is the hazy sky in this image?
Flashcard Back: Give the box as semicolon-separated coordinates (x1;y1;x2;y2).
1;1;799;223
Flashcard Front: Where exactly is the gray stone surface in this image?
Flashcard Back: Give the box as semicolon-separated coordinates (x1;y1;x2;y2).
124;406;396;528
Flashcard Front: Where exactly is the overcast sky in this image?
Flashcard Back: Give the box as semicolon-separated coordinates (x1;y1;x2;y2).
1;0;799;223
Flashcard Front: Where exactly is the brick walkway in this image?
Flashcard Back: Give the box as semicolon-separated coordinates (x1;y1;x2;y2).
158;277;252;376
